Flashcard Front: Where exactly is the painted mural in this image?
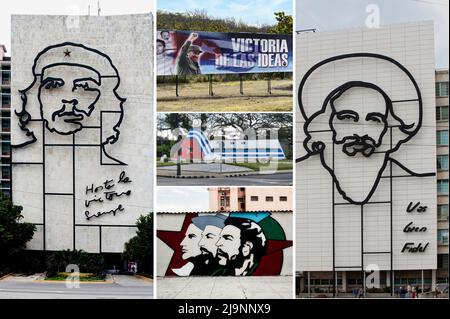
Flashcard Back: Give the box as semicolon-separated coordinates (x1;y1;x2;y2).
158;212;292;276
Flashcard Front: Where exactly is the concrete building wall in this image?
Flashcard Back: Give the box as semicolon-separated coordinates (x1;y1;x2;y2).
208;187;292;211
157;212;293;276
245;187;292;211
11;14;153;253
296;22;437;272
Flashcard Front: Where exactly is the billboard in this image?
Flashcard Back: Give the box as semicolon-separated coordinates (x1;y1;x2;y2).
157;30;293;76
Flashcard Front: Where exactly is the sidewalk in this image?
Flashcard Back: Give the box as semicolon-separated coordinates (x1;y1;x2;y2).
157;276;293;299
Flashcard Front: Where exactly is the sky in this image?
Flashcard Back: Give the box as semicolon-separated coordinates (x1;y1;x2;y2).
157;188;209;212
157;0;293;27
0;0;155;53
296;0;449;68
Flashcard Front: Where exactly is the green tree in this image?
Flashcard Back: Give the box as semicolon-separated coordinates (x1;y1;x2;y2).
122;213;153;275
270;12;293;34
45;249;104;276
157;113;192;131
0;193;36;269
157;9;272;33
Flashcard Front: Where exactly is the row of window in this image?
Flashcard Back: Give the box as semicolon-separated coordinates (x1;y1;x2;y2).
307;278;441;286
436;82;449;97
250;195;288;202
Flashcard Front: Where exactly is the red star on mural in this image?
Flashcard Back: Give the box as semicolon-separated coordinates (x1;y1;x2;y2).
157;213;198;276
157;214;293;276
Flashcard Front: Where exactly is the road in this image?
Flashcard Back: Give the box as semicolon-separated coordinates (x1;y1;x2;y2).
157;172;293;186
0;275;153;299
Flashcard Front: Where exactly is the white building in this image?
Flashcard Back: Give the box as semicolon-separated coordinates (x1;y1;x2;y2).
10;14;153;255
296;21;438;295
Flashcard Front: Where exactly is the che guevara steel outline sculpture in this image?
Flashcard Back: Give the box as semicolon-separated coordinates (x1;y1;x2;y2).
10;42;131;251
296;53;436;294
12;41;126;166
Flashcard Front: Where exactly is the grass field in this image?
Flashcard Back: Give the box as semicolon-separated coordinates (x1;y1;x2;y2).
157;79;293;112
230;159;293;171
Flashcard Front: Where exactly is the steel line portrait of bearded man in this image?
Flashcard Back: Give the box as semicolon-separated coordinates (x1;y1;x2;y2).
12;42;126;165
9;41;134;251
297;53;435;206
296;52;437;276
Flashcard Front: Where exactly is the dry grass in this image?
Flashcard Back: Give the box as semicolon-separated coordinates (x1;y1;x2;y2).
157;79;293;112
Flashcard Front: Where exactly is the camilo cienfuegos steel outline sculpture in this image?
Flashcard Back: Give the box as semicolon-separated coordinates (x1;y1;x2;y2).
296;52;436;295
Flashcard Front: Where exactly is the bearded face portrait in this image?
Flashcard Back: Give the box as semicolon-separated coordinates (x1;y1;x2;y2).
13;42;125;156
215;217;267;276
298;54;425;205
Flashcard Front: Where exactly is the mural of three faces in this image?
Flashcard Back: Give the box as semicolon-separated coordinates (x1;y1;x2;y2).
158;212;292;277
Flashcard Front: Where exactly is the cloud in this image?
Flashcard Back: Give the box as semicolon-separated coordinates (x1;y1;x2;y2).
296;0;449;68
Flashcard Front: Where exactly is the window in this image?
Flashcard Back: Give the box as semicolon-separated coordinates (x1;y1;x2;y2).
1;181;10;188
436;106;449;121
265;196;273;202
1;189;10;197
1;166;9;176
1;142;10;155
436;82;449;97
1;118;9;131
437;131;449;145
438;254;449;270
347;279;362;285
437;155;449;171
1;70;10;85
1;94;10;106
438;229;449;245
250;196;258;201
438;205;449;221
280;196;288;202
1;110;10;119
437;180;449;194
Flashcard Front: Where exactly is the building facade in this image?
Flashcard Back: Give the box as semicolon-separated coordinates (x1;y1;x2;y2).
10;14;153;254
435;69;449;287
208;187;293;211
0;45;11;197
296;22;438;296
